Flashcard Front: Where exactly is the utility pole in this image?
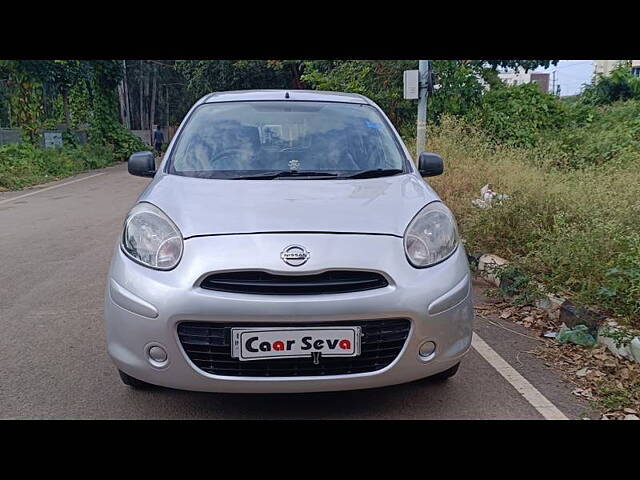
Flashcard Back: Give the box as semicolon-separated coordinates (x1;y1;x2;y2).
416;60;430;157
551;70;557;95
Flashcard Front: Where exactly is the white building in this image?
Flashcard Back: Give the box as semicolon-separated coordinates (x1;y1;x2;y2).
594;60;623;77
497;69;550;92
498;70;530;87
594;60;640;77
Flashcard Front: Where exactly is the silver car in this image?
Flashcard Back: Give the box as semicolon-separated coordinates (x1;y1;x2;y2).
105;89;473;393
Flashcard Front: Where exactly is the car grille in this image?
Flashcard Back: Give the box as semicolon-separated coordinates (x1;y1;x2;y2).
177;319;411;377
200;270;389;295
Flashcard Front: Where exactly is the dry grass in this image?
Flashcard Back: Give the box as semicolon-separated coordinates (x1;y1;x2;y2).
412;116;640;325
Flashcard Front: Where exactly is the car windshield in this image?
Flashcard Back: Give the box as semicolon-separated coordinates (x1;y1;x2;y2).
168;101;407;179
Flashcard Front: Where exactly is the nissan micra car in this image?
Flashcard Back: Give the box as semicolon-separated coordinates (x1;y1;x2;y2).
105;89;473;392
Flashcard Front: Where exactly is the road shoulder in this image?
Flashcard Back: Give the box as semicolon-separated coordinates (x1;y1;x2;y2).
472;278;598;419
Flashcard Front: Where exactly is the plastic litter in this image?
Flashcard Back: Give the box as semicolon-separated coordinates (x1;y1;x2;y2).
555;324;597;347
597;328;636;361
472;184;510;209
630;337;640;363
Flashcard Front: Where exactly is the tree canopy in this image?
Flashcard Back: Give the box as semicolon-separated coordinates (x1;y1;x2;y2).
0;59;560;152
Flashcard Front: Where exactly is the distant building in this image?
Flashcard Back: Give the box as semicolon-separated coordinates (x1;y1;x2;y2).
594;60;623;77
530;73;550;93
594;60;640;78
497;70;550;93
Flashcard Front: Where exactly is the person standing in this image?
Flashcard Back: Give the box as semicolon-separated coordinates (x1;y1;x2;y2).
153;126;165;155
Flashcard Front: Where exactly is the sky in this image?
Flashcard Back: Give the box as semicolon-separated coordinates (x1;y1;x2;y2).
533;60;594;96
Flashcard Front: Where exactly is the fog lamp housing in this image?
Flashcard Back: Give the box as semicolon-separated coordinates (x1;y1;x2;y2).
418;340;437;360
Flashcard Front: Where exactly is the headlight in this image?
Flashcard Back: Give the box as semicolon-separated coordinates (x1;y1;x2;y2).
404;202;459;268
121;202;183;270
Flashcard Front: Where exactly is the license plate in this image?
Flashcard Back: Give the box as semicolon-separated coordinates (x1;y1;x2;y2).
231;327;361;361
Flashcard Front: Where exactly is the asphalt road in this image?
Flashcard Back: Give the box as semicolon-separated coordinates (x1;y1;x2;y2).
0;164;594;419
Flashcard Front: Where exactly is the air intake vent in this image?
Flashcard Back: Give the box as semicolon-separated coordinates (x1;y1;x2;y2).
178;319;410;377
200;270;389;295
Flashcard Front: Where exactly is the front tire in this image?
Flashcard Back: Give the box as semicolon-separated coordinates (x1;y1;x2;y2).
118;369;153;389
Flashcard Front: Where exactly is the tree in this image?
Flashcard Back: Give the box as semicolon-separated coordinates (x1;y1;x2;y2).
0;78;9;127
117;60;131;129
0;60;47;144
150;62;158;133
87;60;146;159
0;60;93;141
49;60;91;126
470;60;559;73
300;60;560;128
139;60;145;130
428;61;486;121
301;60;416;125
175;60;300;101
581;64;640;105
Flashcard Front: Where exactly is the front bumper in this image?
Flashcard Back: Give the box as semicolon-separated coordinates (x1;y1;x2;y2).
104;233;473;393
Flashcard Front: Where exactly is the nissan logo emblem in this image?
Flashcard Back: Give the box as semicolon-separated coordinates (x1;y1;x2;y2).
281;245;310;267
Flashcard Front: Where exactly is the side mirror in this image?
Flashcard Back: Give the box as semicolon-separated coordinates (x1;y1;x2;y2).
418;152;444;177
128;151;156;177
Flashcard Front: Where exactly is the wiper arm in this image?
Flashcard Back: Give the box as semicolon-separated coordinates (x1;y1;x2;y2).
231;171;339;180
339;168;404;179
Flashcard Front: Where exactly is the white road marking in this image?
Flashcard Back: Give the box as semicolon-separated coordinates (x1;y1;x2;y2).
472;332;569;420
0;173;105;205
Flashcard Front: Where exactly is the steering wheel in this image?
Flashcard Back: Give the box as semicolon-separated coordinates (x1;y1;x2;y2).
209;149;249;166
279;146;308;153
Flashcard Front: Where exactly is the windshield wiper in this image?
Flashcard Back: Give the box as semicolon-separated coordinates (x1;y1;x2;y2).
231;171;339;180
339;168;404;179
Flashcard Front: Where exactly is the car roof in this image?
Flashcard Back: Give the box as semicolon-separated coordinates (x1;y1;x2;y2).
202;89;372;105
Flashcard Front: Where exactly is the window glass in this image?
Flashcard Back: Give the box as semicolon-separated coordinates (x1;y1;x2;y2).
169;101;406;178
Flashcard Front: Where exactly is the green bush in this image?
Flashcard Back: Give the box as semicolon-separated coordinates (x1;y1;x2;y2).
100;125;147;161
466;83;568;148
537;100;640;169
0;142;115;190
581;66;640;106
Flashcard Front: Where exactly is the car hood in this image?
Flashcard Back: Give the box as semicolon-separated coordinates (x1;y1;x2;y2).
139;173;440;238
